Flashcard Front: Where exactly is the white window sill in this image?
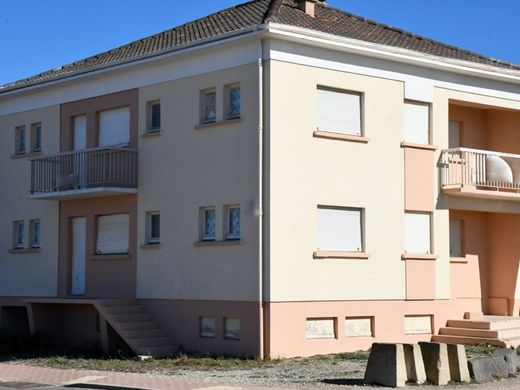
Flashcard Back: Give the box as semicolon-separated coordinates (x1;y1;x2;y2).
141;243;162;249
401;253;438;260
450;256;468;264
313;251;370;259
10;151;42;159
313;130;369;143
400;142;437;151
141;130;162;138
8;248;41;254
195;118;241;130
90;254;131;261
194;240;242;247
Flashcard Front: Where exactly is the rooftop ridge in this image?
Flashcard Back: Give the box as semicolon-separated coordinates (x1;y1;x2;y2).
1;0;518;93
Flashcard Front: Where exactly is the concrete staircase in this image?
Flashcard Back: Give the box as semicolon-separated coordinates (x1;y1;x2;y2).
94;299;177;358
432;315;520;348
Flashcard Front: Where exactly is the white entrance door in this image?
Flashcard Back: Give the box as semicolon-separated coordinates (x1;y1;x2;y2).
71;217;86;295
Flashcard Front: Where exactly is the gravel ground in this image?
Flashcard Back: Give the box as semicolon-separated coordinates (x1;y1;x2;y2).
6;349;520;389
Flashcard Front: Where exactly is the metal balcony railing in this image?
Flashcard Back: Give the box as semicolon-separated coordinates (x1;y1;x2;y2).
441;147;520;191
30;147;138;194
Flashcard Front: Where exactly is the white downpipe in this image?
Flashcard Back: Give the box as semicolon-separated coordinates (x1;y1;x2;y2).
257;39;265;358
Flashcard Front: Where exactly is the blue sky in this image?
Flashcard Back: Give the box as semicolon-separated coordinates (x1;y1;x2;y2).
1;0;519;86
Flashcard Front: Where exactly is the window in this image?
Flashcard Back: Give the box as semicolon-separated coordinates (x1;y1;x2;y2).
98;106;130;147
96;214;130;255
306;318;336;339
200;317;216;338
404;315;433;335
31;123;42;152
449;218;464;258
29;220;41;248
449;120;461;149
73;115;87;151
345;317;373;337
146;100;161;132
15;126;26;154
201;207;216;241
404;101;430;145
404;212;431;254
146;212;160;244
201;88;216;123
226;206;240;240
13;221;25;249
226;84;241;119
224;318;240;340
316;87;362;136
316;206;363;252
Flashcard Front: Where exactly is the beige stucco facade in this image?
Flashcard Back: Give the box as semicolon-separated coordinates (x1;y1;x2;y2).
1;25;520;358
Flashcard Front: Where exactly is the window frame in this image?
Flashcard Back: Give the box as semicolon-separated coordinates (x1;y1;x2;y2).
225;205;241;240
316;206;365;253
200;88;217;124
29;219;41;249
225;83;241;120
31;122;42;152
200;317;216;338
449;218;465;258
404;211;433;255
201;207;217;241
403;100;431;145
316;86;364;137
146;211;161;244
15;126;26;154
96;213;130;255
224;317;241;340
13;221;25;249
146;100;161;133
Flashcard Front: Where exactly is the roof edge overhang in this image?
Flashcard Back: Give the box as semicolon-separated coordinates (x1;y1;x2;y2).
2;20;520;99
265;23;520;85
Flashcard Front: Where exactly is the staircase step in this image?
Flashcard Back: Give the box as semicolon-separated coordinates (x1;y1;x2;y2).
103;305;146;315
134;344;177;358
432;334;507;347
439;327;499;338
130;337;174;347
441;326;520;339
109;312;153;322
118;320;160;331
446;320;492;330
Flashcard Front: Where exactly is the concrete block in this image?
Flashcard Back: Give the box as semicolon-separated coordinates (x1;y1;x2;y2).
364;343;407;387
493;349;518;375
468;356;509;383
419;342;450;385
403;344;426;384
447;344;470;382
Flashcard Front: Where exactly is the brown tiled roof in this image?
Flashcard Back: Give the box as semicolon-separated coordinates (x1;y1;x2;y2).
1;0;518;93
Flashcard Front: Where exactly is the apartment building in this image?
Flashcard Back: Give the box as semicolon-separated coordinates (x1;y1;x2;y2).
1;0;520;358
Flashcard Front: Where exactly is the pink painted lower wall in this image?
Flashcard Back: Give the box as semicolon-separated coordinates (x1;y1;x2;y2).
141;299;262;357
487;213;520;316
264;298;481;358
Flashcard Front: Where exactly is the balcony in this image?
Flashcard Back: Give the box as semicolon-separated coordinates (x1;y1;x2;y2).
29;147;138;200
441;147;520;201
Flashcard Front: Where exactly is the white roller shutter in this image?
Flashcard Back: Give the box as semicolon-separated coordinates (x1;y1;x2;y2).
317;207;362;252
404;213;431;254
404;102;429;144
316;88;361;135
73;115;87;151
96;214;129;254
99;107;130;147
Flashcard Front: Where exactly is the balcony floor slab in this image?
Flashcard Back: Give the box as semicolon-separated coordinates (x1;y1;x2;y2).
442;185;520;201
28;187;137;200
